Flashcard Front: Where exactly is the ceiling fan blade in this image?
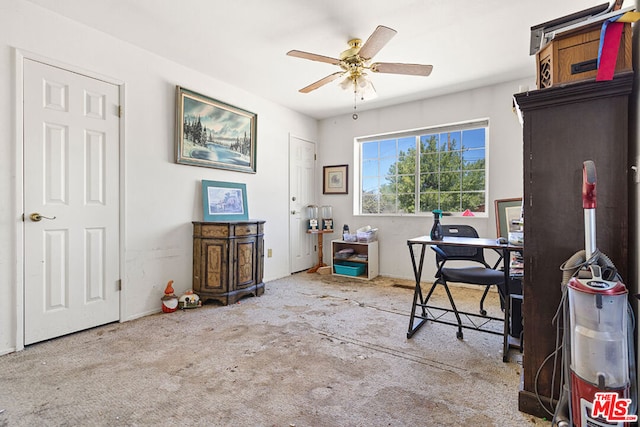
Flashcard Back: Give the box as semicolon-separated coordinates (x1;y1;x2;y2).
371;62;433;76
299;71;345;93
358;25;397;60
287;50;341;65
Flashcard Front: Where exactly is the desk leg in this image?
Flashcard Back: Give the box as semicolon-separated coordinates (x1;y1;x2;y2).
307;233;327;273
502;248;511;362
407;243;428;339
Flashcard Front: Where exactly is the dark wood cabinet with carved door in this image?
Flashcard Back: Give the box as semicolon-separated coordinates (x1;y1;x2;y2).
192;220;265;305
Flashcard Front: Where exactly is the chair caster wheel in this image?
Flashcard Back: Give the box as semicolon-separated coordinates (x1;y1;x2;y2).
480;309;487;316
456;331;463;339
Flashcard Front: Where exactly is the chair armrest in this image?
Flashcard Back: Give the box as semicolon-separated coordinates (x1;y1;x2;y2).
490;248;504;270
430;245;448;260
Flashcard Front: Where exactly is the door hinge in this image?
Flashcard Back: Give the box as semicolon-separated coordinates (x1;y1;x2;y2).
117;279;122;291
314;154;317;160
118;105;122;118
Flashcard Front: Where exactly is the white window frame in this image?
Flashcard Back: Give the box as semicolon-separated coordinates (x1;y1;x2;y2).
353;119;490;217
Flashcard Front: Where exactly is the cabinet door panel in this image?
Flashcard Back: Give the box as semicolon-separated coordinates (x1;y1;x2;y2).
203;240;229;292
236;238;256;288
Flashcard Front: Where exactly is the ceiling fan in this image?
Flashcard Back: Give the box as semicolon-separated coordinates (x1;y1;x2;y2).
287;25;433;97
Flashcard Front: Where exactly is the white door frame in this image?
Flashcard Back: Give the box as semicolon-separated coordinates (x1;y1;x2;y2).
13;49;126;352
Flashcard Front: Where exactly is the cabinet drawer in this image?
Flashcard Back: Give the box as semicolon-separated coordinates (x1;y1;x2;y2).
198;224;229;239
234;224;257;236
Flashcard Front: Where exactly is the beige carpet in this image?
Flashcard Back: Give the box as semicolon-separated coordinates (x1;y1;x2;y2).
0;273;551;426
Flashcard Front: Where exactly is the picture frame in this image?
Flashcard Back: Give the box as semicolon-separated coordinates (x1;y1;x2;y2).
176;86;257;173
494;197;523;238
323;164;348;194
202;180;249;221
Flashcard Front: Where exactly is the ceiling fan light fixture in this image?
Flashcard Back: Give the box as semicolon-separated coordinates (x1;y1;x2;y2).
339;76;353;91
356;74;368;88
357;78;377;100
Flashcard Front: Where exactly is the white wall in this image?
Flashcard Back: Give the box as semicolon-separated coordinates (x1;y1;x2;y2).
317;79;532;281
0;0;317;354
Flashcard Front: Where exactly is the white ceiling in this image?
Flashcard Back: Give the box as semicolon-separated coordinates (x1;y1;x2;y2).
26;0;622;119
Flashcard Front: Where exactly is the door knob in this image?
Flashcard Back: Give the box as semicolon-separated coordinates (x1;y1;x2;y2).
292;196;296;201
30;213;56;222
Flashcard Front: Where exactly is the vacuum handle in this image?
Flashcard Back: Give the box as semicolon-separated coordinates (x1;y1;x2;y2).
583;160;597;209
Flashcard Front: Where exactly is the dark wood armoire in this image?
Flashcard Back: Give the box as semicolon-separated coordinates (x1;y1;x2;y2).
513;72;633;418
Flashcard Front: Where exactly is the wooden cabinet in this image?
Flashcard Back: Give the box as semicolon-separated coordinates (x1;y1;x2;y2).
513;73;632;418
331;240;378;280
192;220;265;305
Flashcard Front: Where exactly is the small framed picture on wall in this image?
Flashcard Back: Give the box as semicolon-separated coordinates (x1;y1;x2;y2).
323;164;348;194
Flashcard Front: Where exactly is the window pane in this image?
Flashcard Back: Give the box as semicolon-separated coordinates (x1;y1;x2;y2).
439;151;462;171
461;192;486;212
397;151;416;174
398;137;415;154
397;192;415;213
398;174;415;193
362;176;379;193
462;170;485;191
420;152;439;173
379;157;396;175
379;139;396;158
380;176;396;195
362;142;378;159
362;193;380;214
380;193;397;213
420;172;438;192
462;128;485;149
440;192;461;212
439;171;462;191
421;134;439;153
419;192;439;212
440;131;461;151
362;159;379;177
463;148;484;166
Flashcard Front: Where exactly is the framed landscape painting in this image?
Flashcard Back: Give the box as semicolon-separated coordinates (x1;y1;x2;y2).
176;86;257;173
202;180;249;221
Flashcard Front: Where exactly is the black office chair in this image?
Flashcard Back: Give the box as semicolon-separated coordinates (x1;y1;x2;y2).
430;224;505;339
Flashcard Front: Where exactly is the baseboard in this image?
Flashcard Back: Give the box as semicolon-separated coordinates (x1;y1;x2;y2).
123;308;160;322
0;347;17;356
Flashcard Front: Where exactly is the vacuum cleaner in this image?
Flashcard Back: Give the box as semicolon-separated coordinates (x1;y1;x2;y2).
552;160;637;427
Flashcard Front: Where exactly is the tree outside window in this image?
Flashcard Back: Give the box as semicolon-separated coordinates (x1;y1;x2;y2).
360;122;487;215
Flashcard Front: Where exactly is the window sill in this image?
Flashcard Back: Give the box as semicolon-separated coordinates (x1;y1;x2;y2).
355;212;489;219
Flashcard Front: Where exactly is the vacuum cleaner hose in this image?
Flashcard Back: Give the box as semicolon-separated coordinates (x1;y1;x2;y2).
560;249;620;286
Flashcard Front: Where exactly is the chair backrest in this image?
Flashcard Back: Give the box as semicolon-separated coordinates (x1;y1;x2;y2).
435;224;487;265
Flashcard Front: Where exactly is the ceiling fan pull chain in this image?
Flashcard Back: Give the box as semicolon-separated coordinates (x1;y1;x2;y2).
352;89;358;120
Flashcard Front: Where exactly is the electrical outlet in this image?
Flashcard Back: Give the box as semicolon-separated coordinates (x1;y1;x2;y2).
267;248;272;258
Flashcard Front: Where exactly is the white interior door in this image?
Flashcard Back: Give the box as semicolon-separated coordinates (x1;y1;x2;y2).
289;136;315;273
23;59;121;345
